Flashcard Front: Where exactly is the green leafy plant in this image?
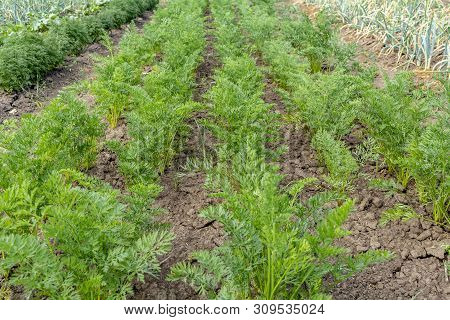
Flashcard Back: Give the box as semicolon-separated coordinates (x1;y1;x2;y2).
379;204;420;226
368;178;403;195
312;130;359;191
407;116;449;224
292;71;371;138
361;73;432;187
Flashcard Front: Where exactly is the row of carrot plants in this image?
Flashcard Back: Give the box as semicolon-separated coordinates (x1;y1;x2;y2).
168;0;390;299
240;0;449;226
0;0;206;299
0;0;159;91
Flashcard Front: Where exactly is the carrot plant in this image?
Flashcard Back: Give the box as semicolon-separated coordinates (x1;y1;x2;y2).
282;11;333;73
169;0;390;299
93;0;207;184
0;0;200;298
0;92;172;298
312;130;359;191
407;116;449;225
292;71;371;138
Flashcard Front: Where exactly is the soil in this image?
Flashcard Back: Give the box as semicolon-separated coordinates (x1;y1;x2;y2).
87;118;129;190
132;5;224;300
0;11;154;125
331;126;450;299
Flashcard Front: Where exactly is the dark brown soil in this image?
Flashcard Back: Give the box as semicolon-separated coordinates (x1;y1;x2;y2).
133;170;225;299
330;126;450;299
132;5;224;300
87;118;129;190
260;65;326;196
0;11;154;124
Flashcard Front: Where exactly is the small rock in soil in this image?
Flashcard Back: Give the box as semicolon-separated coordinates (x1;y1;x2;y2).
366;220;378;230
370;237;381;249
394;194;408;204
356;244;369;253
405;218;421;228
366;212;376;220
420;220;432;230
294;168;306;178
400;249;409;260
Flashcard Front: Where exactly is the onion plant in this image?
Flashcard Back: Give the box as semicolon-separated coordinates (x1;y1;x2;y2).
299;0;449;72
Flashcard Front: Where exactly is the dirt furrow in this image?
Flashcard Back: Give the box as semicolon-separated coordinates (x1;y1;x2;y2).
255;53;326;201
0;11;154;125
132;4;224;300
331;128;450;299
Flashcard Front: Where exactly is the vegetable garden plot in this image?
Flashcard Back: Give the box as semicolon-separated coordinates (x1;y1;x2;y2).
296;0;449;72
0;0;159;91
0;10;154;125
0;1;109;26
239;0;449;299
0;0;448;301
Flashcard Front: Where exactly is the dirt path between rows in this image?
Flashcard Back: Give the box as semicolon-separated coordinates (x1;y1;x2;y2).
132;4;225;300
0;11;154;124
